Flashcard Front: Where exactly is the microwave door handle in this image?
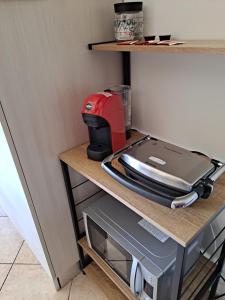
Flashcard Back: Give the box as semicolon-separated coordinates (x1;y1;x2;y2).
135;263;143;296
130;258;143;296
102;160;174;208
130;257;138;294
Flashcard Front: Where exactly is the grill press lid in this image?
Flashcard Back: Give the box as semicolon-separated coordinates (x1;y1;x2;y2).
120;138;215;192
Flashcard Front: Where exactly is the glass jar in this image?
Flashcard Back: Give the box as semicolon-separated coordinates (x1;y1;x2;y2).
114;2;144;41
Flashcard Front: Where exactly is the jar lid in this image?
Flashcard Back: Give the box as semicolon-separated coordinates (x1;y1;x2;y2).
114;2;143;13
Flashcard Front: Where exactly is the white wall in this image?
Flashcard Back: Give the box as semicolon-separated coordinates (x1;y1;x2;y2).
0;0;121;287
143;0;225;40
0;122;51;277
129;0;225;161
119;0;225;275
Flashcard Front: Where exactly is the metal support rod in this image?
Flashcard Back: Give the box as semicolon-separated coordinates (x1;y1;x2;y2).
171;245;187;300
88;40;116;50
215;292;225;299
192;242;225;300
60;160;86;272
88;41;131;86
208;276;221;300
208;242;225;300
122;51;131;86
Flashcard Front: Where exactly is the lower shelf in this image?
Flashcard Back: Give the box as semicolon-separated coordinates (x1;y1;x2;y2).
78;237;137;300
182;256;216;300
79;236;217;300
84;262;128;300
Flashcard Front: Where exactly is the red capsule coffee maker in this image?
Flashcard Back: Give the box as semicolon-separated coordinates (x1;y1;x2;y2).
81;92;126;161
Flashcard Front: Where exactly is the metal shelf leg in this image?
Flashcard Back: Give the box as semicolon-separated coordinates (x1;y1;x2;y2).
60;161;86;273
208;242;225;300
122;52;131;86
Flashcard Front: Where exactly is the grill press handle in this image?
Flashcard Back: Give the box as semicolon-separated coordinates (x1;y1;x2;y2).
102;160;174;208
172;162;225;208
171;192;199;209
210;164;225;182
102;148;200;209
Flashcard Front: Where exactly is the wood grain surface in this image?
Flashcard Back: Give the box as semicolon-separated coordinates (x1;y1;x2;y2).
79;238;136;300
84;262;129;300
182;256;215;300
92;40;225;54
60;132;225;246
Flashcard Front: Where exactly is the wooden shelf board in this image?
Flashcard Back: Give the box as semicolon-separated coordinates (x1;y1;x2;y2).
182;256;215;300
92;40;225;54
79;237;137;300
59;131;225;247
84;262;128;300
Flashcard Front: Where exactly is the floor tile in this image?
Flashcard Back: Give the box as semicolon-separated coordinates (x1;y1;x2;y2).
15;242;39;265
0;264;11;288
0;265;71;300
0;206;7;217
0;218;23;263
83;262;127;300
69;272;109;300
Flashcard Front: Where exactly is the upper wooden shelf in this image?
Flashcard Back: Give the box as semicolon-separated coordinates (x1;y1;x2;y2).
59;131;225;247
91;40;225;54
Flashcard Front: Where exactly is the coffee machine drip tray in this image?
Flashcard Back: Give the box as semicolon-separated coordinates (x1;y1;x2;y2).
87;144;112;162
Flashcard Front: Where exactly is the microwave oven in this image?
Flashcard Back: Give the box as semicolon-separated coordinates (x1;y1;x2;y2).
83;194;203;300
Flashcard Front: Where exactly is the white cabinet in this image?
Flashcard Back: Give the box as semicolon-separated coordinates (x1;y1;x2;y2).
0;0;120;288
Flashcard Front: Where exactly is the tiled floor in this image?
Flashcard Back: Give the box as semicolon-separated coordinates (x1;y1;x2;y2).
0;206;113;300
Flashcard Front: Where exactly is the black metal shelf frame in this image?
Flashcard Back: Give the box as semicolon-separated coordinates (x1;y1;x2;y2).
60;161;88;273
59;40;225;300
88;41;131;86
181;226;225;300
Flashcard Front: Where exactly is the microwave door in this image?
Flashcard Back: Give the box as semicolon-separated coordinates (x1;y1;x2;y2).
104;238;132;285
86;216;133;285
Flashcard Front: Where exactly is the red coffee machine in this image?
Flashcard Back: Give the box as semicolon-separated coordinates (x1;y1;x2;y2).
81;92;126;161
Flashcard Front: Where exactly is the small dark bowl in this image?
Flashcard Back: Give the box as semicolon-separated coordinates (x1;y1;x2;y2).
159;35;171;41
144;36;156;41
